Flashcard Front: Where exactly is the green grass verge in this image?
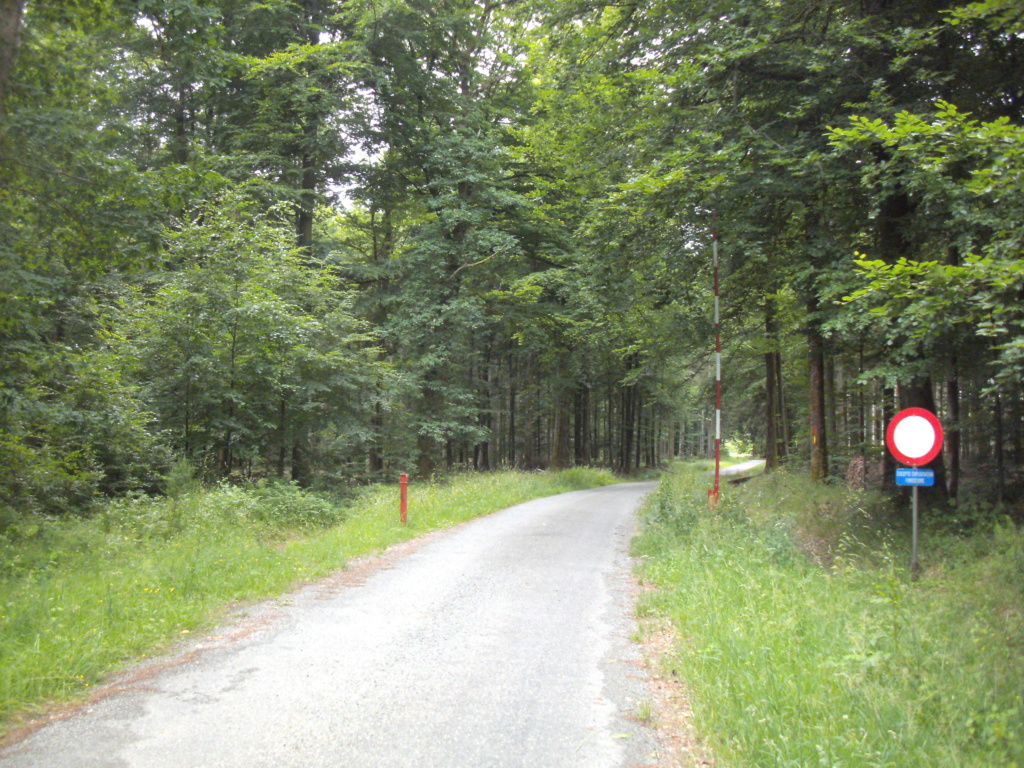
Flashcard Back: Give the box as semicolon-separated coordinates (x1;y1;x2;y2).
635;463;1024;768
0;468;617;731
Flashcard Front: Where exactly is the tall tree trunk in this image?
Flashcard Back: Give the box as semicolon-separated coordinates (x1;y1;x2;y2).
620;385;635;474
184;377;193;457
826;356;838;454
278;398;288;478
291;441;309;487
778;353;790;456
804;200;829;482
1013;387;1023;467
630;393;638;473
606;387;614;467
296;151;317;253
417;382;444;477
550;406;572;469
882;385;897;486
478;349;492;471
550;383;573;469
856;340;867;456
507;355;517;468
808;320;829;481
945;351;960;498
995;389;1005;504
171;83;192;165
574;385;591;465
764;299;785;471
522;353;541;469
417;432;437;477
368;400;384;474
944;246;961;498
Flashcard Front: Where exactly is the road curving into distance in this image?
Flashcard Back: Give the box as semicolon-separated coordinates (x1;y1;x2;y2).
0;482;665;768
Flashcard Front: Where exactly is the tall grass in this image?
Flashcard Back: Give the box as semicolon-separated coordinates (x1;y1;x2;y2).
635;464;1024;768
0;468;617;730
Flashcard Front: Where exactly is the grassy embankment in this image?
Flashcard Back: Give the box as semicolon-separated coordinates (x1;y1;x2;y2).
635;462;1023;768
0;467;617;731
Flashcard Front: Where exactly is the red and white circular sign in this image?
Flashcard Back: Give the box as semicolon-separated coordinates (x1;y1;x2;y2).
886;408;944;467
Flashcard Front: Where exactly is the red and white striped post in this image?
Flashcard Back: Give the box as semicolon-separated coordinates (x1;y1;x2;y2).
399;473;408;524
709;221;722;506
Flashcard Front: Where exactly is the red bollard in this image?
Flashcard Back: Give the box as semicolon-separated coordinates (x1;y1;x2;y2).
399;473;408;525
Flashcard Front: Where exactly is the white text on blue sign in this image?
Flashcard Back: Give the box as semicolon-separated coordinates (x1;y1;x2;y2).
896;468;935;487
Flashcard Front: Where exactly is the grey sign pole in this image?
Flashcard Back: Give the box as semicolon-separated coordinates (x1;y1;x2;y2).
911;485;920;581
887;408;943;583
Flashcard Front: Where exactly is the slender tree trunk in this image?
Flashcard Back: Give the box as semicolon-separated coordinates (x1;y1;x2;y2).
856;341;866;457
826;356;838;456
1013;387;1023;467
522;353;541;469
619;385;634;474
171;83;192;165
417;432;436;477
778;354;790;456
508;356;517;468
550;377;572;469
765;299;784;471
368;400;384;474
808;321;829;481
278;399;288;478
296;152;317;253
573;385;591;465
766;351;779;470
602;387;610;466
184;378;193;456
291;441;309;487
995;389;1005;504
630;393;638;473
479;350;492;471
223;318;239;476
882;385;896;486
945;351;960;498
804;200;829;482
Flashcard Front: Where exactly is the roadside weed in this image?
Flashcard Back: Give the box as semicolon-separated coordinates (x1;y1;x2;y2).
636;465;1024;768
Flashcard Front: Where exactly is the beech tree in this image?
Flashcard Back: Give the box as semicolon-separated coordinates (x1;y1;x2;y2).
113;194;383;481
1;0;1022;512
520;0;1024;485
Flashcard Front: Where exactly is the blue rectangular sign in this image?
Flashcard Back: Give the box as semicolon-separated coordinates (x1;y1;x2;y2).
896;468;935;487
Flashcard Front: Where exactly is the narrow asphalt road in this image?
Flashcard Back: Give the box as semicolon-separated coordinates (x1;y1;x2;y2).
0;482;663;768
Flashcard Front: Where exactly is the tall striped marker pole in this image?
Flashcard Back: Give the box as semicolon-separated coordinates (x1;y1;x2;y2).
709;221;722;505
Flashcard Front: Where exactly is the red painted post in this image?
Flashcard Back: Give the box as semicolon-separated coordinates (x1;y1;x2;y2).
399;474;408;525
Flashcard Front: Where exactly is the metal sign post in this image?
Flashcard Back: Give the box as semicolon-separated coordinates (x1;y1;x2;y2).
886;408;944;580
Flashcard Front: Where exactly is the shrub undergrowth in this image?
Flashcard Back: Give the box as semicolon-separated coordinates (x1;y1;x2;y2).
636;464;1024;768
0;467;617;731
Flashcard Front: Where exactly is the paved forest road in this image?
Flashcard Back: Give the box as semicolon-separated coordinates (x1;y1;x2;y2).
1;482;664;768
719;459;765;476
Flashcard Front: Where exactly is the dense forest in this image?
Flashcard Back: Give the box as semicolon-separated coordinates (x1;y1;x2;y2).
2;0;1023;514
